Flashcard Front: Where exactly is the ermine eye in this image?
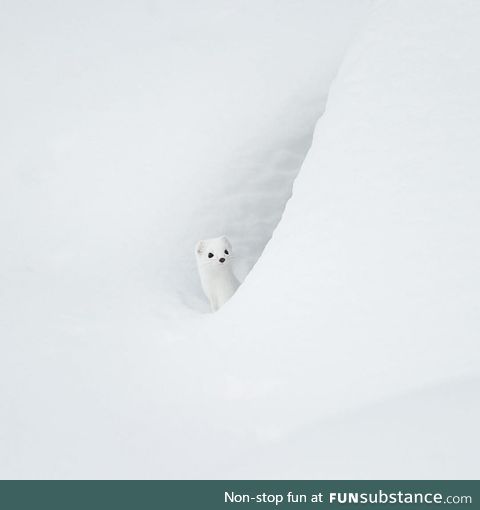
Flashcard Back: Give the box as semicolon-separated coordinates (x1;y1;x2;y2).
224;250;229;255
208;253;214;258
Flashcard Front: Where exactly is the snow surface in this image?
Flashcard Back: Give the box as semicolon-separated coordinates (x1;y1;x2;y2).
1;0;480;479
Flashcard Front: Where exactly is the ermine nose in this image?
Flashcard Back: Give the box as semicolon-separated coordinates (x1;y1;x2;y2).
219;258;225;263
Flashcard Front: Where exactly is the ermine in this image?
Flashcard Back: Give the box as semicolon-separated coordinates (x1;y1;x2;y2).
195;235;240;312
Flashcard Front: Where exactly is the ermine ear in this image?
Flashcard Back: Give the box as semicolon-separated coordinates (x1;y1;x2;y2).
220;235;232;250
195;240;205;255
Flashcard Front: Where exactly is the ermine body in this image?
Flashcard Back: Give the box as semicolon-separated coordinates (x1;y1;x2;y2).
195;236;240;312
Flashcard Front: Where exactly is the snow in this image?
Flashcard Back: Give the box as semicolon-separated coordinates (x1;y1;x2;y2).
1;0;479;479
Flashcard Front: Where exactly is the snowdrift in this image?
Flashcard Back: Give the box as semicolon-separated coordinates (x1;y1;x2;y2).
194;0;480;477
1;0;479;479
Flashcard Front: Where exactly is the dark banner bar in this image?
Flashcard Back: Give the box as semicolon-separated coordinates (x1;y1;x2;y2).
0;480;478;509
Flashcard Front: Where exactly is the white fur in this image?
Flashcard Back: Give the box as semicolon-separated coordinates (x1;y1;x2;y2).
195;236;240;312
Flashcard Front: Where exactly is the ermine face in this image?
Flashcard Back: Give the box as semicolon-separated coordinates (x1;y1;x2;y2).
195;236;233;267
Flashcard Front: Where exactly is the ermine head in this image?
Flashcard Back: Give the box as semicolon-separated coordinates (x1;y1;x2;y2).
195;235;233;268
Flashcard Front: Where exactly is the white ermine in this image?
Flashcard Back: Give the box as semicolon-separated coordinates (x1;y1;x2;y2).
195;235;240;312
